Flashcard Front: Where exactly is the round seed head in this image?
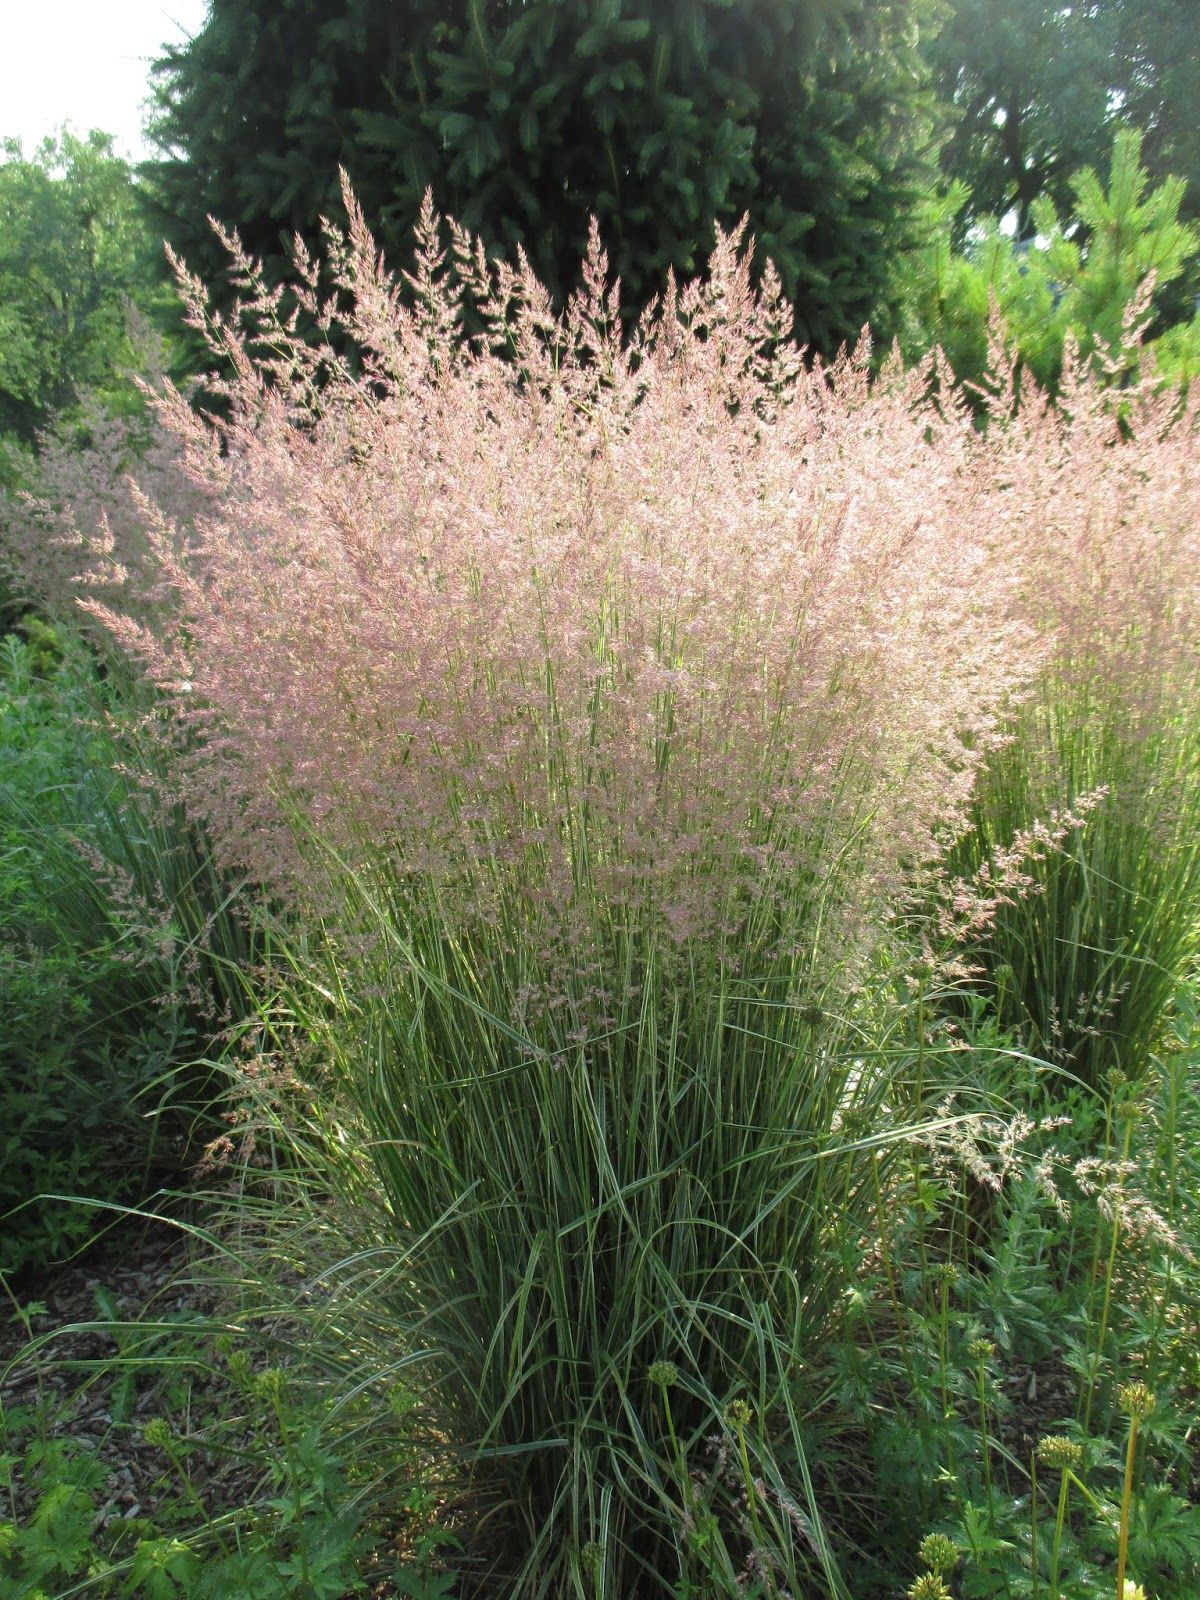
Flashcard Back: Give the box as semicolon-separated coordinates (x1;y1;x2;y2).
918;1532;960;1574
252;1366;286;1403
908;1573;952;1600
1036;1434;1084;1469
647;1360;678;1389
1118;1382;1155;1422
687;1511;719;1552
143;1417;172;1450
724;1398;754;1430
838;1108;873;1140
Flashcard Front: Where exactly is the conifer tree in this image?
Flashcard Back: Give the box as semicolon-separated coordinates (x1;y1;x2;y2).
145;0;943;353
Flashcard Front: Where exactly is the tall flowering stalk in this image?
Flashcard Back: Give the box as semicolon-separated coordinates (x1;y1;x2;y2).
73;182;1043;1594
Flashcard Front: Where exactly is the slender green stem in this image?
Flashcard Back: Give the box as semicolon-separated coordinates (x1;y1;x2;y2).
939;1276;951;1423
161;1436;212;1529
973;1348;1011;1599
659;1383;689;1515
976;1360;994;1507
1083;1113;1135;1436
1049;1468;1071;1600
911;984;932;1294
1116;1414;1142;1600
1146;1049;1181;1372
1082;1084;1117;1309
872;1154;906;1345
732;1415;777;1600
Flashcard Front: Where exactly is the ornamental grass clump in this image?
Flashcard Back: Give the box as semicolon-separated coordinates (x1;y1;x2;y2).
950;335;1200;1089
80;181;1038;1594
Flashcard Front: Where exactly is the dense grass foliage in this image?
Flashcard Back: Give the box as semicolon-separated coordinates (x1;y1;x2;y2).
3;992;1199;1599
2;178;1199;1600
947;343;1200;1088
71;189;1045;1595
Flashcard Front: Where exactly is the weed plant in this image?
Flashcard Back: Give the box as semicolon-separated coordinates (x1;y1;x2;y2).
0;1192;457;1599
835;993;1200;1600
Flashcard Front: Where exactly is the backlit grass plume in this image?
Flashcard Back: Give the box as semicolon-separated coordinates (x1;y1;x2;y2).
93;183;1030;986
77;180;1047;1595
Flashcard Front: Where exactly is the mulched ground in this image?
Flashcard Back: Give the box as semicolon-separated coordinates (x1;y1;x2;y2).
0;1212;260;1529
0;1213;482;1596
999;1357;1080;1459
3;1211;1083;1523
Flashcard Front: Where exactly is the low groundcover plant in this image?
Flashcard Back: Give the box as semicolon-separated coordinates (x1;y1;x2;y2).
31;176;1194;1595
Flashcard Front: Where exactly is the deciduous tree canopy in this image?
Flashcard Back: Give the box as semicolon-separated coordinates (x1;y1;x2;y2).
0;132;169;483
929;0;1200;234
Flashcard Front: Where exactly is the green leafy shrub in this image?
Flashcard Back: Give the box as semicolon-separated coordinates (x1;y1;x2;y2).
0;130;179;489
0;628;253;1278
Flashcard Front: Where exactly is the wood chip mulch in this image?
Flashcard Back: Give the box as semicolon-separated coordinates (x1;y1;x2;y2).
0;1212;264;1531
998;1356;1081;1458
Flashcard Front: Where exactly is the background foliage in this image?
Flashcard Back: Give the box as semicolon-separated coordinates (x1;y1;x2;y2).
925;0;1200;232
891;129;1200;394
0;132;176;491
0;624;253;1277
144;0;944;353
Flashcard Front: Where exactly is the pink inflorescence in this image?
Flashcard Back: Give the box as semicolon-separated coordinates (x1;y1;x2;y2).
38;179;1193;1017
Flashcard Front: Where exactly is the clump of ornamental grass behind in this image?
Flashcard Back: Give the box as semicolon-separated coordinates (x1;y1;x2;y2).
1;397;216;650
948;327;1200;1091
68;179;1048;1596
